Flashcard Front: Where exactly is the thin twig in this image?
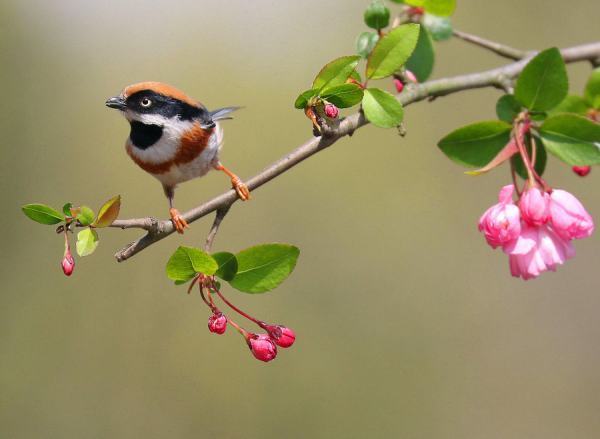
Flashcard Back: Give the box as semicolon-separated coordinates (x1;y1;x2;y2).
204;206;231;252
111;41;600;262
452;29;528;60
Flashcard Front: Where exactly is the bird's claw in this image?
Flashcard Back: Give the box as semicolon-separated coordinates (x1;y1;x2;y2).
231;177;250;201
169;208;189;234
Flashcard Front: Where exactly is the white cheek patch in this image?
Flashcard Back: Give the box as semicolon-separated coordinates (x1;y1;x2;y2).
124;112;195;164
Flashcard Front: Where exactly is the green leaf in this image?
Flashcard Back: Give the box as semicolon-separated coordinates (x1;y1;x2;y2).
539;113;600;165
423;14;453;41
320;83;364;108
166;246;218;282
362;88;404;128
62;203;73;217
356;31;379;59
437;121;512;167
364;0;390;30
92;195;121;228
405;26;434;81
21;204;64;225
584;67;600;109
424;0;456;17
228;243;300;294
77;206;95;226
294;89;318;109
514;48;568;111
512;136;547;179
312;56;361;92
366;23;420;80
212;252;238;281
550;95;589;116
76;228;99;257
496;94;522;123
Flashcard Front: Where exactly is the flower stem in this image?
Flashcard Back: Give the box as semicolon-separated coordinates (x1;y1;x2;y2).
212;285;262;325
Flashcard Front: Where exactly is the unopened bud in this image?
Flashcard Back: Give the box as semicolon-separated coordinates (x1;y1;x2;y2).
62;251;75;276
208;312;227;335
405;69;418;83
324;103;339;119
247;333;277;362
572;165;591;177
393;78;404;93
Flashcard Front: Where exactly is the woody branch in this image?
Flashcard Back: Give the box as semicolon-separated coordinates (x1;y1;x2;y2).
110;40;600;262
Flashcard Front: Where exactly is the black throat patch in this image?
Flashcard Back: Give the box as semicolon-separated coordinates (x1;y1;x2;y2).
129;121;163;149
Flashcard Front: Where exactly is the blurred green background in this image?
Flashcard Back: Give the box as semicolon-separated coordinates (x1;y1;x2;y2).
1;1;599;438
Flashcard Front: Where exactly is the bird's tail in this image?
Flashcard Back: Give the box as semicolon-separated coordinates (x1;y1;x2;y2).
209;106;241;122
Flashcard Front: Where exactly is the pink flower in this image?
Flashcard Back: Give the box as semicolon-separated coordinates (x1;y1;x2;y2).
572;166;591;177
247;334;277;362
208;312;227;335
62;250;75;276
519;187;550;226
549;189;594;240
505;224;575;280
478;184;521;248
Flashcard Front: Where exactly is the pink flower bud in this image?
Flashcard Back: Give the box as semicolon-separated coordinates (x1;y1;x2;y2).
393;78;404;93
264;324;296;348
519;187;550;226
208;312;227;335
572;166;591;177
404;69;418;83
61;250;75;276
478;185;521;248
549;189;594;240
247;334;277;362
324;103;339;119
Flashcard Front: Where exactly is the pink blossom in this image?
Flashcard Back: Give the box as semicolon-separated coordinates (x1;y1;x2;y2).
208;312;227;335
478;184;521;248
265;325;296;348
549;189;594;240
505;224;575;280
62;250;75;276
519;187;550;226
248;334;277;362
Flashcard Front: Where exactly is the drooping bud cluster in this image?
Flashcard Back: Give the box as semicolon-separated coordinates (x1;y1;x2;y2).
195;276;295;362
478;184;594;280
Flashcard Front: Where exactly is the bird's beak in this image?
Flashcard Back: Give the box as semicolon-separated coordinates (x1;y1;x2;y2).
105;95;126;110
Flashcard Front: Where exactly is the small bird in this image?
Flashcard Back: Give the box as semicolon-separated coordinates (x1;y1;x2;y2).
106;82;250;233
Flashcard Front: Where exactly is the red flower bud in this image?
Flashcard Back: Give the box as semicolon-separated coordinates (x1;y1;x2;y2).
263;324;296;348
247;333;277;362
324;103;339;119
61;250;75;276
208;312;227;335
393;78;404;93
572;165;591;177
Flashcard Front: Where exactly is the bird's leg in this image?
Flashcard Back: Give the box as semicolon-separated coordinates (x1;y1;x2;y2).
164;185;188;234
214;162;250;201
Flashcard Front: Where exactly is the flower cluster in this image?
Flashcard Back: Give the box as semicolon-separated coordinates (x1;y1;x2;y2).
191;276;295;362
479;184;594;279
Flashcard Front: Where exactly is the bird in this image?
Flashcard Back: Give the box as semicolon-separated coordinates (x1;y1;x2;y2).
105;82;250;234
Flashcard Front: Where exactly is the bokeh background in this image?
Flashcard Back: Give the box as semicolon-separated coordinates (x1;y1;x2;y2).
1;1;599;437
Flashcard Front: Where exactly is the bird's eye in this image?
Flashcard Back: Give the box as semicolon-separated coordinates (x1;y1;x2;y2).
141;98;152;107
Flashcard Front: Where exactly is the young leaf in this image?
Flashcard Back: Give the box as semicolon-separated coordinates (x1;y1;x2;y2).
92;195;121;228
437;121;512;167
320;83;364;108
539;114;600;165
550;95;589;116
584;67;600;109
76;228;99;257
212;252;238;281
465;138;518;176
312;56;361;92
356;32;379;59
366;23;420;80
405;26;435;81
62;203;73;217
228;243;300;294
364;0;390;30
362;88;404;128
424;0;456;17
77;206;95;226
514;48;568;111
166;246;218;281
294;89;318;109
423;13;453;41
512;136;547;179
22;204;64;225
496;94;522;123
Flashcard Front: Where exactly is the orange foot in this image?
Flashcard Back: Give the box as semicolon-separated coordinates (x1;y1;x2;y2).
231;176;251;201
169;208;189;234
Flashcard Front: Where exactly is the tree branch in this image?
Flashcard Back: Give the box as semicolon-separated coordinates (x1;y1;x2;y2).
111;40;600;262
452;29;528;60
